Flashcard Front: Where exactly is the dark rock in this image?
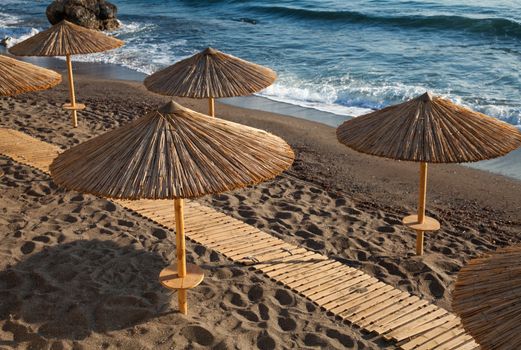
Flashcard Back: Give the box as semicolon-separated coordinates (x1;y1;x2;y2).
46;0;120;31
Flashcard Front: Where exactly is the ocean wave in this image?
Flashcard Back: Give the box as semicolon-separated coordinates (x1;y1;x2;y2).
251;5;521;39
258;76;432;117
3;27;39;47
258;75;521;126
259;82;372;117
0;12;22;27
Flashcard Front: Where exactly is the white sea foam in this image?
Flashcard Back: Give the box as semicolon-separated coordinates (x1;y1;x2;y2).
258;76;432;117
4;27;39;47
35;20;187;75
0;12;22;27
259;83;371;117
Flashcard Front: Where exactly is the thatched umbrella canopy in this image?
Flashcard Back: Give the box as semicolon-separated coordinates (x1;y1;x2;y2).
0;54;62;176
9;20;124;127
0;55;61;96
337;92;521;255
50;100;294;314
144;47;277;117
453;244;521;349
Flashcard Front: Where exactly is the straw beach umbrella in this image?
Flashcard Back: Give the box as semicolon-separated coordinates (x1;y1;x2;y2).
0;54;61;96
9;20;124;128
144;47;277;117
50;100;294;314
336;92;521;255
453;244;521;349
0;54;62;176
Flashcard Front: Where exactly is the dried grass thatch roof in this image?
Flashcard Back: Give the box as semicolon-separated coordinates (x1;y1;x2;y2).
453;244;521;349
50;101;294;199
0;55;61;96
144;47;277;98
337;92;521;163
9;20;124;57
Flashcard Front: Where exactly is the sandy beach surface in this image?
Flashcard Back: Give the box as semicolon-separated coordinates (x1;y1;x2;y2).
1;73;520;349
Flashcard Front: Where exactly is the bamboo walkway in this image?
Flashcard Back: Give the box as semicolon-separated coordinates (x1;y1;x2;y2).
0;128;479;350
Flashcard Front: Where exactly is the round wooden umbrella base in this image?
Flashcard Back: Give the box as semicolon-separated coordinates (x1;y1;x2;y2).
402;215;440;231
62;103;86;111
159;263;204;290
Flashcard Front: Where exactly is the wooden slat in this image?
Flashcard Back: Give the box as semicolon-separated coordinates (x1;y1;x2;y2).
226;242;291;260
201;232;272;248
386;309;451;341
316;277;379;306
276;260;339;282
256;251;317;272
369;299;431;331
348;291;411;324
453;341;480;350
283;262;345;285
432;334;476;350
341;288;403;320
400;318;462;350
307;273;373;301
0;128;481;350
219;239;285;256
247;247;309;264
330;284;395;314
374;304;439;334
359;296;423;329
263;254;325;277
299;269;363;294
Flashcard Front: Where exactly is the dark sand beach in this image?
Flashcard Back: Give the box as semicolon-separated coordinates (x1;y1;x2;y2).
1;72;520;349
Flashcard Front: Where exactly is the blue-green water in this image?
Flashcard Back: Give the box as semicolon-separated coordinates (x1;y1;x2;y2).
1;0;521;126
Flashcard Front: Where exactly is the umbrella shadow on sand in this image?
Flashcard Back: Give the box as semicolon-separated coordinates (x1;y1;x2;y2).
0;239;171;343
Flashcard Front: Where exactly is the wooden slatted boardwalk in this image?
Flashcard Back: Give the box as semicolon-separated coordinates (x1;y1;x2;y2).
0;128;480;350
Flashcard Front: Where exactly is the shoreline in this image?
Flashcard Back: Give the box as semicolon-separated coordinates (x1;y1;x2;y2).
5;48;521;183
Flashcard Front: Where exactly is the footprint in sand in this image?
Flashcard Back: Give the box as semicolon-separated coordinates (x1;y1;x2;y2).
275;211;292;220
57;214;78;224
304;238;325;251
117;219;134;228
248;285;264;302
70;194;84;202
425;272;446;298
377;225;395;233
295;230;313;239
228;292;247;307
304;333;328;347
237;309;259;322
20;241;35;255
325;328;355;347
274;289;294;306
335;198;347;206
151;228;167;240
277;316;297;331
258;303;270;321
345;208;362;216
32;235;50;244
181;325;215;346
384;217;402;225
256;331;276;350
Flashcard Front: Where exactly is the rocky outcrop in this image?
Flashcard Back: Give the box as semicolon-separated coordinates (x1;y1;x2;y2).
46;0;120;31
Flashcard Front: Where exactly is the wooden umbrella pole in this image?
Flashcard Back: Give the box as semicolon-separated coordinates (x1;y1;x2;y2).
416;162;428;255
174;198;188;314
66;54;78;128
208;97;215;117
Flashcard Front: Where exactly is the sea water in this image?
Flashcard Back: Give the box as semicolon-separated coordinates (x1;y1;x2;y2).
1;0;521;178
